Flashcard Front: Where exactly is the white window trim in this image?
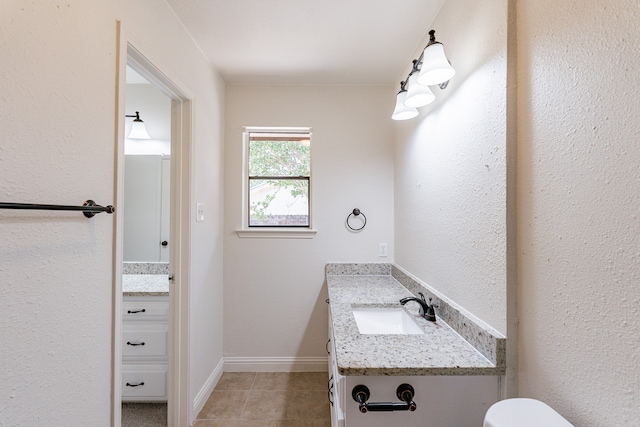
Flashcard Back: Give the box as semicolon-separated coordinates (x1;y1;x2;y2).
236;126;317;239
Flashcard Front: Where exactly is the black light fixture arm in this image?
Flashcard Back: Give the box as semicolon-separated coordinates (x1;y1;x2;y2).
398;59;420;92
125;111;143;121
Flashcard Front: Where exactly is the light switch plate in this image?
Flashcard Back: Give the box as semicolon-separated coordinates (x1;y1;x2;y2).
196;203;205;222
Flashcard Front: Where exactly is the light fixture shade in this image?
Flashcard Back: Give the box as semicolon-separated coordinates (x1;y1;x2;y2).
391;91;419;120
417;42;455;86
128;119;151;139
404;73;436;108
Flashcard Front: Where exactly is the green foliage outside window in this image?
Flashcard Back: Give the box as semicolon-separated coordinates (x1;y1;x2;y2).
248;136;311;226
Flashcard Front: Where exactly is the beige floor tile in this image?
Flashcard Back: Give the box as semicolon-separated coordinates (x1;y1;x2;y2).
198;390;250;420
196;372;331;424
253;372;328;391
240;390;289;420
193;420;241;427
215;372;257;391
239;420;330;427
282;390;330;420
241;390;330;421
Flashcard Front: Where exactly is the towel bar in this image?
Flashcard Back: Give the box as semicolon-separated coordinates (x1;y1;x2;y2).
0;200;115;218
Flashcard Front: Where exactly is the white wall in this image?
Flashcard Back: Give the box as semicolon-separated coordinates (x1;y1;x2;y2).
517;0;640;424
393;0;509;335
0;1;225;425
118;2;226;422
395;0;640;424
224;85;394;367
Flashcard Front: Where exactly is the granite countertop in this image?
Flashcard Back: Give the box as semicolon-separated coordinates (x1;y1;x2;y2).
327;274;502;376
123;274;169;296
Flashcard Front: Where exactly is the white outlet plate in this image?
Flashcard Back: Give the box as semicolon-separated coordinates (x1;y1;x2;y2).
379;243;388;257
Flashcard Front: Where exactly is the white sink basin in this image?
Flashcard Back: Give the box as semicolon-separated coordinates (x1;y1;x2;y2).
352;307;425;335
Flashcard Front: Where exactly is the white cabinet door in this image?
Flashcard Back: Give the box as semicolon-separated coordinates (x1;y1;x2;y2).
342;375;499;427
123;155;170;262
159;157;170;263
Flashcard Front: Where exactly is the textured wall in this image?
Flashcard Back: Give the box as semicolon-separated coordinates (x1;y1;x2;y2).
393;0;509;335
517;0;640;424
0;2;116;424
0;1;225;425
224;85;394;364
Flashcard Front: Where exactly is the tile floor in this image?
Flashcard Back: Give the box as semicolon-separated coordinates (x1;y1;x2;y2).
193;372;331;427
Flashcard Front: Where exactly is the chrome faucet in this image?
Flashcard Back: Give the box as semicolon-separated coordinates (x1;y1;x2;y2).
399;292;437;322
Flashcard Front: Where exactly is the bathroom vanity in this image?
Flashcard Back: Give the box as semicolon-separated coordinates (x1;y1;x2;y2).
326;263;505;427
122;271;169;402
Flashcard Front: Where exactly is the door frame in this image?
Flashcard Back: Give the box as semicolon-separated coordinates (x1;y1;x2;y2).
113;21;193;426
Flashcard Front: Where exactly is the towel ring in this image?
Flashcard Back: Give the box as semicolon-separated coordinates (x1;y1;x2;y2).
346;208;367;231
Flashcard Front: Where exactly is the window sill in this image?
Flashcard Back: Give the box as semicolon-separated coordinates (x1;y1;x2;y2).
235;228;318;239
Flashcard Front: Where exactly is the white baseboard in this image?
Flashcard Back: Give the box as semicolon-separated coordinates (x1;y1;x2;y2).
224;357;328;372
191;357;224;422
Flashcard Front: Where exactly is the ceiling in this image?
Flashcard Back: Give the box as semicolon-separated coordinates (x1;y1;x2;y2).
165;0;445;86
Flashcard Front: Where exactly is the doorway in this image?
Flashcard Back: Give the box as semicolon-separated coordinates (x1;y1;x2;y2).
114;24;193;427
121;65;172;425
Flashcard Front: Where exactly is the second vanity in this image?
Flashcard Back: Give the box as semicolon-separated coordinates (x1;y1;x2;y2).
122;264;169;402
326;263;505;427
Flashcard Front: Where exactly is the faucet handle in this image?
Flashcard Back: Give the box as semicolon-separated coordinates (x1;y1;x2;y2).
418;292;427;302
425;298;438;322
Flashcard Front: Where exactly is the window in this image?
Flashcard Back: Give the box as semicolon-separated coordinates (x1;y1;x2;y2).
244;127;312;229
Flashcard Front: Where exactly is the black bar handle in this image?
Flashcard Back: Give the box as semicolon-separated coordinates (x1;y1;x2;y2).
127;309;146;314
365;401;414;412
125;382;145;387
352;384;417;413
0;200;115;218
126;341;145;346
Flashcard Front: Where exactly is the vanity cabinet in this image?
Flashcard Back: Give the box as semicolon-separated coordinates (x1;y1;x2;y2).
328;307;500;427
122;295;169;401
328;314;346;427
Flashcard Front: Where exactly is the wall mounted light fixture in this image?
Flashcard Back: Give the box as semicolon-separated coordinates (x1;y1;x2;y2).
125;111;151;139
391;30;455;120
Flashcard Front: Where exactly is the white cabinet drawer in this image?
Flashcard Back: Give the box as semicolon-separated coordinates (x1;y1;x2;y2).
122;364;167;401
123;297;169;321
122;295;169;401
122;324;168;358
